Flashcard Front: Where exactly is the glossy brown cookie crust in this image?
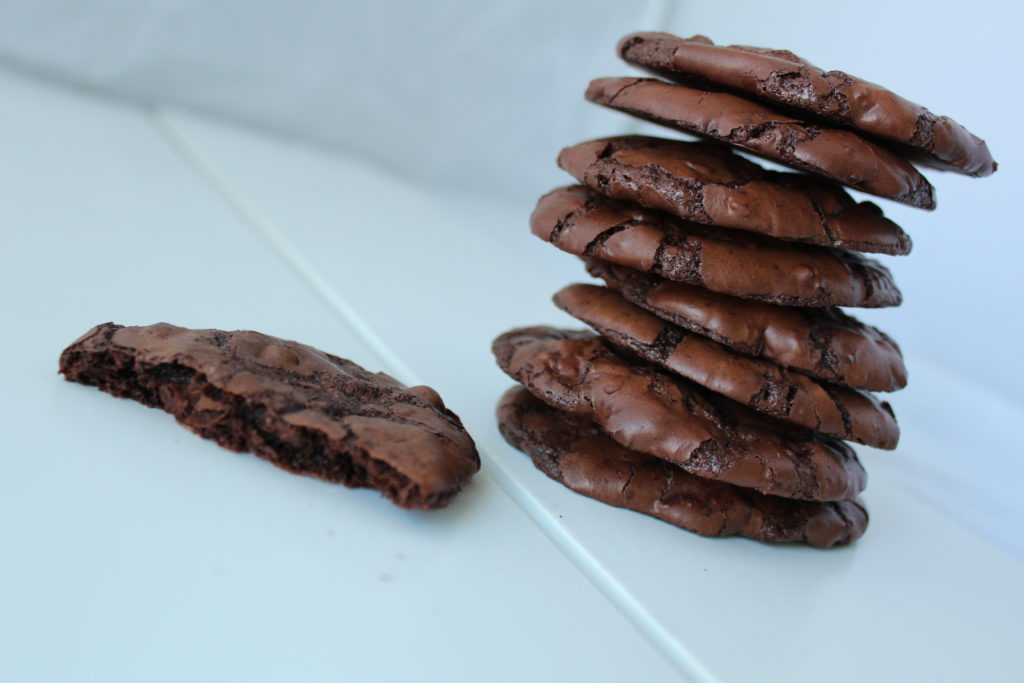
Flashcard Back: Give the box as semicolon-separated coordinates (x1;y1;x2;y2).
586;76;935;208
498;386;868;548
60;322;480;509
617;32;996;177
554;284;899;449
532;185;904;308
588;260;907;392
558;136;914;254
493;326;866;501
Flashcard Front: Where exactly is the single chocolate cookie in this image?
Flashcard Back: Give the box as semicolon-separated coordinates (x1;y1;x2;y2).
493;326;866;501
532;185;903;307
586;76;935;209
497;386;868;548
617;32;996;177
558;136;913;254
60;323;480;509
553;284;899;449
589;260;907;392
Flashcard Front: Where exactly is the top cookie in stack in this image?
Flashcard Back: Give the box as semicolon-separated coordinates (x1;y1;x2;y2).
615;32;996;178
494;31;995;548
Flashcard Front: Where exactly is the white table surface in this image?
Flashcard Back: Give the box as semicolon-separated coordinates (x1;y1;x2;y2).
2;67;1022;683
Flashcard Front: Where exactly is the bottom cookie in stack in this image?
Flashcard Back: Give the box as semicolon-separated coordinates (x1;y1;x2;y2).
497;386;867;548
492;326;869;547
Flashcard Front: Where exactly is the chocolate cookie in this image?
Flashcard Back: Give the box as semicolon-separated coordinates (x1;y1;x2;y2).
497;386;868;548
617;32;996;177
558;136;913;254
554;284;899;449
532;185;904;307
60;323;480;509
586;76;935;209
588;260;907;392
493;326;866;501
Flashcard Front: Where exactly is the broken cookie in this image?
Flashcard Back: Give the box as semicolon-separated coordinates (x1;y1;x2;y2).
60;322;479;509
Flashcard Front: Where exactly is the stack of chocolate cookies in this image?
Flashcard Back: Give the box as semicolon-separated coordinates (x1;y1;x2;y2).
494;33;995;548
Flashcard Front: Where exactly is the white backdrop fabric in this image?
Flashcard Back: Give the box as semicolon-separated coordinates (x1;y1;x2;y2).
0;0;665;207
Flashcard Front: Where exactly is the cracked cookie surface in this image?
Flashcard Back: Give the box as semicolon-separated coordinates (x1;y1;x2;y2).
586;76;934;208
589;260;906;392
554;284;899;448
532;185;904;307
616;32;995;177
60;322;480;509
558;135;913;254
497;386;868;547
493;326;866;501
